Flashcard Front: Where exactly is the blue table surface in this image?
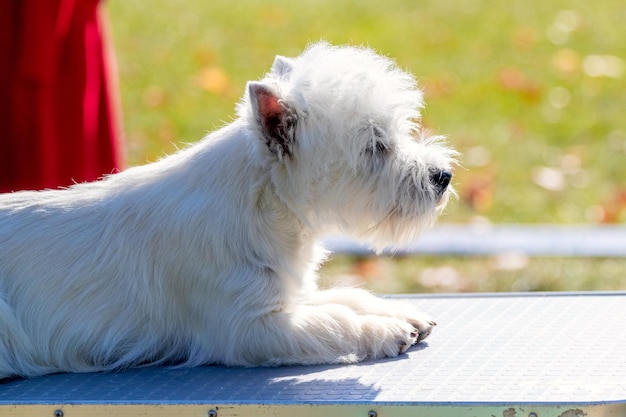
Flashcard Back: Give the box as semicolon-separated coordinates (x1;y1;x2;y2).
2;292;625;405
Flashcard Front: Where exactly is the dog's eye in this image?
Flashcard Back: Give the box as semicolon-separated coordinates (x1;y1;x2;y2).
374;141;388;154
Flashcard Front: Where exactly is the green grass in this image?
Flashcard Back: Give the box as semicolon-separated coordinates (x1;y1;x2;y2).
106;0;626;293
319;255;626;294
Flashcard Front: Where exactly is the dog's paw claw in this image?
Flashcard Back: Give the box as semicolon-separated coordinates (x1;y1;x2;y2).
406;315;436;343
415;322;434;342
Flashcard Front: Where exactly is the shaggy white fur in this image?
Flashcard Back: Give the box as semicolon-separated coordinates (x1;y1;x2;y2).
0;42;456;378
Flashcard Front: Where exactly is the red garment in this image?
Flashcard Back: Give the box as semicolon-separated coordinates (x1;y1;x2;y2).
0;0;123;192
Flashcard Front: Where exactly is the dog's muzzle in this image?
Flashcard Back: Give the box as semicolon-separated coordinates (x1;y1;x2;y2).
430;169;452;196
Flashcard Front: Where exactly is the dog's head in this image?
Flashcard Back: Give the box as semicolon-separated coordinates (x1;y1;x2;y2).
238;42;457;251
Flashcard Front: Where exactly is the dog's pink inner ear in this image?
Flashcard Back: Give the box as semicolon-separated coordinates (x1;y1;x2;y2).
250;83;295;157
255;88;285;146
256;89;283;121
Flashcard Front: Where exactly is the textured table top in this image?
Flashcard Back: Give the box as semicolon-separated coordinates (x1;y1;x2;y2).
1;292;625;407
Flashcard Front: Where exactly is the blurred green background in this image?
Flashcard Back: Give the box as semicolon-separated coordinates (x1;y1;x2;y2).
106;0;626;292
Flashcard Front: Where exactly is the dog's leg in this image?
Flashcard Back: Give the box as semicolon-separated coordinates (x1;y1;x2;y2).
307;287;436;342
233;302;420;366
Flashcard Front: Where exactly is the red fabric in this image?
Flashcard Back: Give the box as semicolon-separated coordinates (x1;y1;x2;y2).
0;0;123;192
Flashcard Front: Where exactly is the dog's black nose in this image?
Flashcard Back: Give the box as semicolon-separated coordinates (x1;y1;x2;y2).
430;169;452;191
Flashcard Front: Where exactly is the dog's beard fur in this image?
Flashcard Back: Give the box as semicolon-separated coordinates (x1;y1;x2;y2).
0;43;455;378
295;132;457;253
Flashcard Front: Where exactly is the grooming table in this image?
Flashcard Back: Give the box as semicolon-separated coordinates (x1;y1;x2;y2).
2;292;625;417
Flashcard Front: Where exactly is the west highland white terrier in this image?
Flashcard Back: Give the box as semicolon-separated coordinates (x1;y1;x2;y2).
0;42;456;378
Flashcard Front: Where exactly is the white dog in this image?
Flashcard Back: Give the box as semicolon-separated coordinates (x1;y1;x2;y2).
0;43;455;379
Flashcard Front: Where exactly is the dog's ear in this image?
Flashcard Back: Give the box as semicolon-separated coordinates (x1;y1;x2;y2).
248;82;297;158
271;55;295;79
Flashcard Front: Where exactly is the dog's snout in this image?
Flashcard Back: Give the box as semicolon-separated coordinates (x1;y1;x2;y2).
430;169;452;191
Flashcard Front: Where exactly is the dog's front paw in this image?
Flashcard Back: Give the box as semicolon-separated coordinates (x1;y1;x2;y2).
360;316;421;359
378;300;436;343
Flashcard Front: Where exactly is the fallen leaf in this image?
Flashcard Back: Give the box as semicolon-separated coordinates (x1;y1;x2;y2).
552;49;580;76
599;189;626;223
422;73;459;99
512;27;538;50
461;175;493;212
198;66;231;96
497;67;542;102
